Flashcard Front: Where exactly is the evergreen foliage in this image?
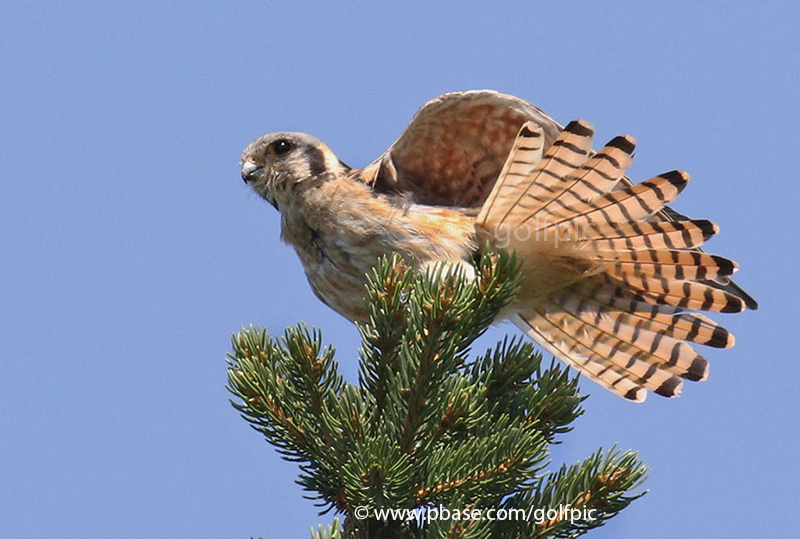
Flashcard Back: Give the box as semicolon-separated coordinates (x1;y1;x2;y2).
227;252;647;538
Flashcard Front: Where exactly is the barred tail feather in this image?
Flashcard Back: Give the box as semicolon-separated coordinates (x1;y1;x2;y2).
539;171;689;232
601;273;746;313
572;278;734;349
480;120;755;401
600;250;738;282
513;291;707;402
476;122;545;228
581;219;719;251
518;134;636;225
512;311;650;402
478;120;595;228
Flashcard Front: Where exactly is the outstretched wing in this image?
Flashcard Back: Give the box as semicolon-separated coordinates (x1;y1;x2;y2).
358;90;757;310
355;90;561;207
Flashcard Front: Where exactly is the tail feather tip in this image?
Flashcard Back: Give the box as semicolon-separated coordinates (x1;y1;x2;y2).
564;119;594;136
606;135;637;154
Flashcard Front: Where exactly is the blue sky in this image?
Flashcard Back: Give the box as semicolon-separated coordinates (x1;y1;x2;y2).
2;2;797;537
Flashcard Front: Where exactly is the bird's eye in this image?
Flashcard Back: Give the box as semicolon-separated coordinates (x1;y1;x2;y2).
271;139;292;156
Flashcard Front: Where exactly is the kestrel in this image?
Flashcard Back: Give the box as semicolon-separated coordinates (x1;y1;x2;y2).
240;90;757;402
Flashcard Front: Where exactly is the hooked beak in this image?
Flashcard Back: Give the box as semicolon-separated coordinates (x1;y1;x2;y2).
241;160;264;183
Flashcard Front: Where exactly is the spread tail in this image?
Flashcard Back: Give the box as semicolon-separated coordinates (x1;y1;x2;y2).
478;120;754;401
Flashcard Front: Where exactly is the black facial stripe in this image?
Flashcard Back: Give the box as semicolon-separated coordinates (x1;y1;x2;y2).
305;146;328;177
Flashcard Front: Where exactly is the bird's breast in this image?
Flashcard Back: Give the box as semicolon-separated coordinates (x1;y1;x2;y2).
278;181;476;322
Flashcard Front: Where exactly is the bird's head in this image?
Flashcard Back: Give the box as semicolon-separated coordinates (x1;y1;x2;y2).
240;132;349;210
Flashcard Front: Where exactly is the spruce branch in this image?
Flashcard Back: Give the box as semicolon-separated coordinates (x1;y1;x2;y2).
497;447;648;538
311;518;343;539
471;338;584;444
227;251;648;538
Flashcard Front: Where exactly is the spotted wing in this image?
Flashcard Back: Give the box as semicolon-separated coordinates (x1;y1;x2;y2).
356;90;561;207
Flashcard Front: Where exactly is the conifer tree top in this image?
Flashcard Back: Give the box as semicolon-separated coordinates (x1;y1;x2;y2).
228;252;647;538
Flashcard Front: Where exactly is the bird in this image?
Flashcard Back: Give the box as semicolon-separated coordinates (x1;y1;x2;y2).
240;90;757;402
